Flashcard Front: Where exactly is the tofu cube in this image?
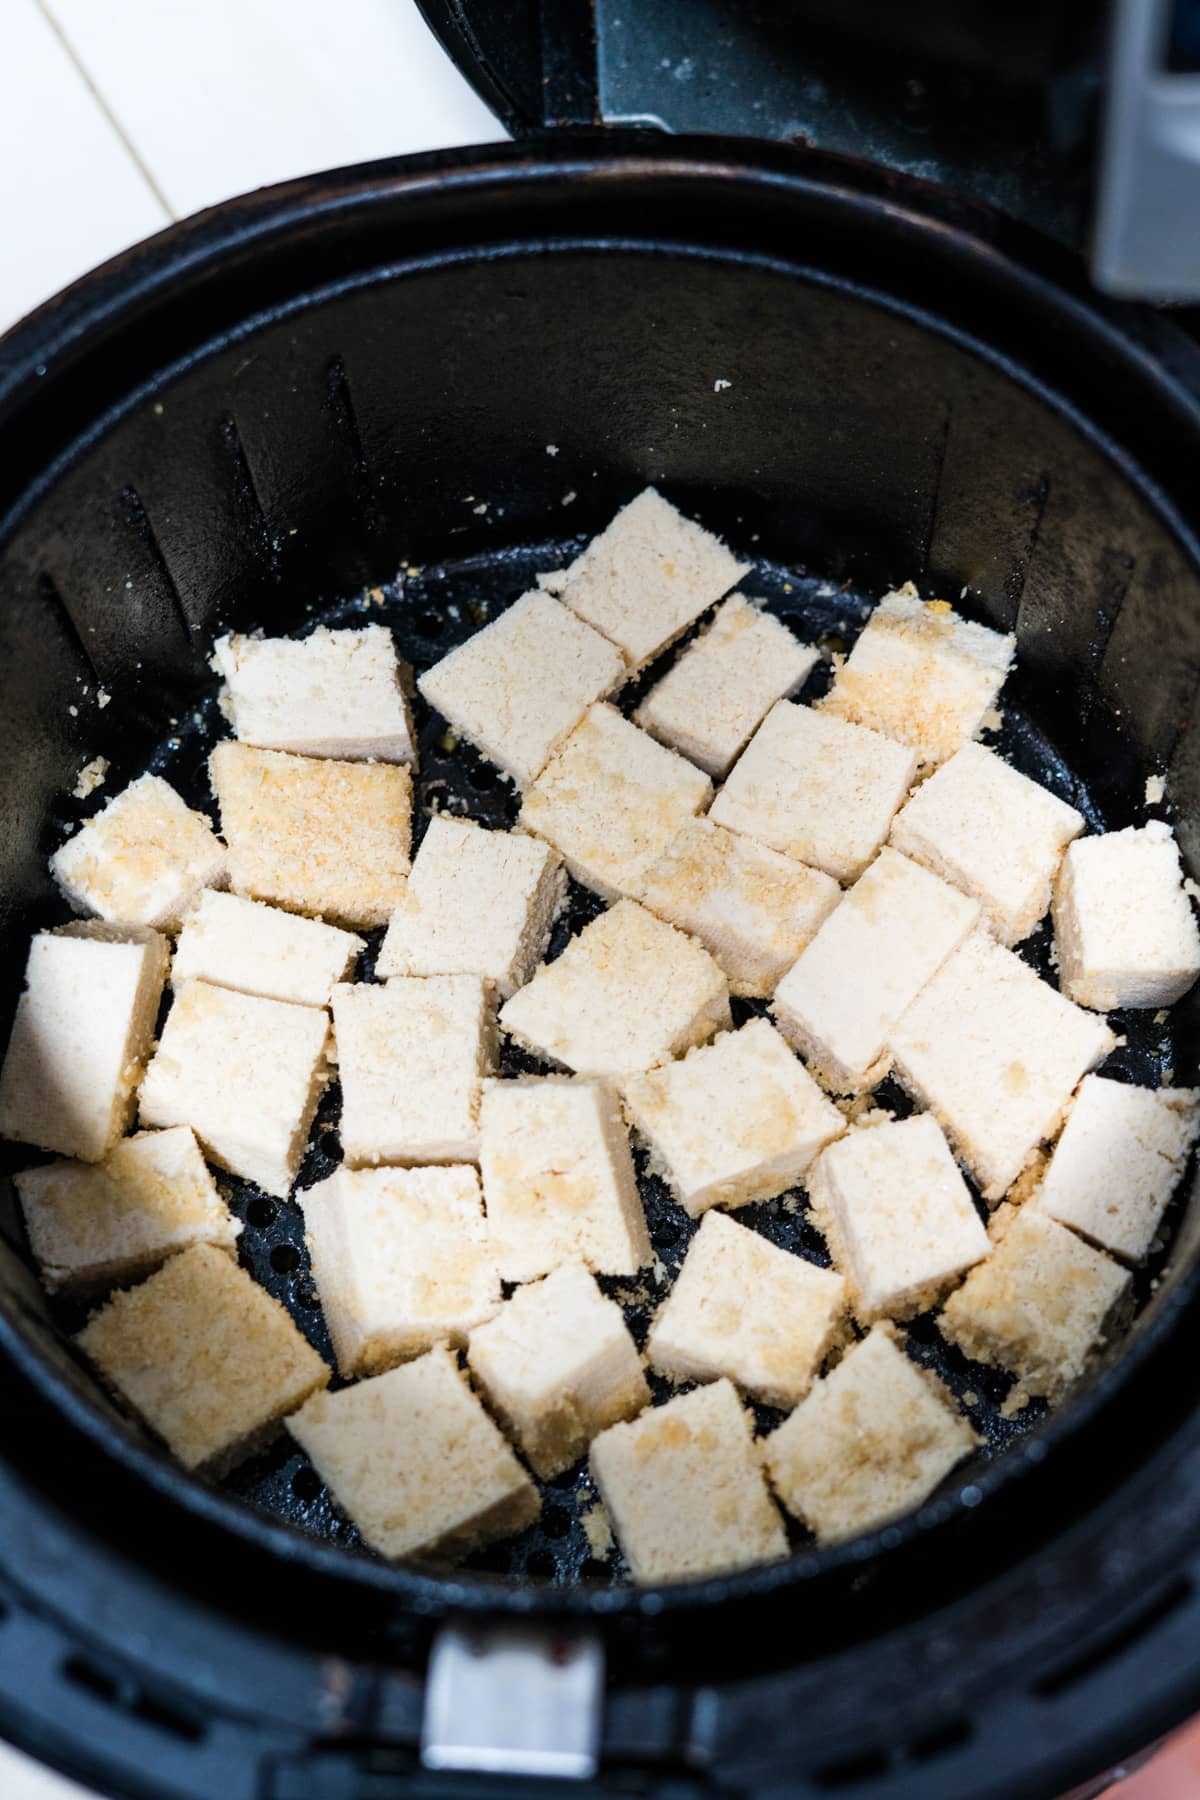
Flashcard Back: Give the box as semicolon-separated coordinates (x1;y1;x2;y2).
173;890;363;1007
889;932;1117;1200
623;1017;845;1216
376;817;564;997
332;975;492;1167
302;1164;499;1377
939;1203;1129;1403
212;624;417;764
890;742;1083;945
14;1126;241;1297
1053;822;1200;1010
646;1211;847;1407
288;1345;539;1561
560;487;749;671
710;701;918;883
467;1262;649;1477
772;848;980;1093
139;980;330;1198
480;1077;650;1281
417;590;625;786
639;817;840;998
51;774;228;933
1032;1075;1200;1262
519;704;712;901
763;1326;977;1544
77;1242;329;1475
590;1378;787;1583
0;923;169;1162
210;741;410;928
499;899;730;1078
821;584;1015;770
807;1114;990;1322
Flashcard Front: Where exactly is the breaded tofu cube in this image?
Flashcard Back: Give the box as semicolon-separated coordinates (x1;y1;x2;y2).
560;488;749;672
1052;822;1200;1010
212;624;417;764
173;890;363;1007
333;975;492;1167
639;817;840;998
591;1378;787;1583
890;742;1084;945
634;594;819;777
807;1114;990;1322
139;980;330;1198
467;1263;649;1477
763;1326;977;1544
499;899;730;1078
646;1211;846;1407
417;590;625;786
939;1203;1129;1403
77;1242;329;1475
710;701;918;883
623;1018;845;1216
51;774;228;932
479;1077;650;1281
376;818;564;996
0;923;169;1161
519;704;712;902
288;1345;539;1561
772;849;980;1093
302;1164;499;1377
821;584;1015;770
1031;1075;1200;1262
210;741;410;928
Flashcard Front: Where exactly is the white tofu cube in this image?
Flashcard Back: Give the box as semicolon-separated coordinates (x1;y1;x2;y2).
173;890;363;1007
212;624;417;764
1053;822;1200;1009
623;1017;845;1216
467;1263;649;1477
499;899;730;1078
0;923;169;1162
646;1211;846;1407
772;849;980;1093
710;701;918;882
51;774;227;931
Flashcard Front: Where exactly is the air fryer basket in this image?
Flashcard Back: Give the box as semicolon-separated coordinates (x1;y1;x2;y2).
5;139;1200;1800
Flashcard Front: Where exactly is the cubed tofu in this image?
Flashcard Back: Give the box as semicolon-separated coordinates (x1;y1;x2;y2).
376;818;564;996
417;591;625;786
646;1211;846;1407
50;774;228;932
763;1326;977;1544
710;701;918;883
212;623;417;764
0;923;169;1162
623;1018;845;1216
639;817;840;998
173;890;363;1007
889;932;1116;1201
302;1164;499;1377
821;584;1015;770
1031;1075;1200;1262
772;849;980;1093
590;1378;787;1583
139;980;330;1198
467;1263;649;1478
332;975;492;1167
939;1203;1129;1403
499;899;730;1078
560;488;749;672
77;1243;329;1475
1053;822;1200;1010
210;741;410;928
807;1114;990;1321
14;1126;240;1297
479;1077;650;1281
519;703;712;901
288;1345;539;1561
890;742;1084;945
